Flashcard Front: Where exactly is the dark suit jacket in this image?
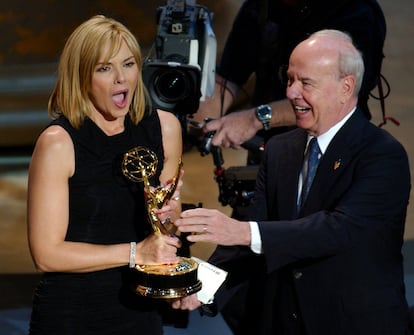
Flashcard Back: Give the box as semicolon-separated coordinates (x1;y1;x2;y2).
210;111;411;334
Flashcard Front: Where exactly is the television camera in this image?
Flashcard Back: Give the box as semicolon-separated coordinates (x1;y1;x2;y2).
143;0;216;117
144;1;260;212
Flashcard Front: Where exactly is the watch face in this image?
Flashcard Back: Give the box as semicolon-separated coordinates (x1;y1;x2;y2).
257;105;272;120
256;105;272;130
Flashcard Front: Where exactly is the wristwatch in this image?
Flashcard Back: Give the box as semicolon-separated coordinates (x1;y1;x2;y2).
255;104;272;131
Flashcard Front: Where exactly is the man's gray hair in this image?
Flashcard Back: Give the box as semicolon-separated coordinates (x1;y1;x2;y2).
310;29;364;95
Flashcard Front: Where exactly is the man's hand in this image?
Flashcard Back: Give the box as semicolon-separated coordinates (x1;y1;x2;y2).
171;294;202;311
175;208;251;246
204;109;262;149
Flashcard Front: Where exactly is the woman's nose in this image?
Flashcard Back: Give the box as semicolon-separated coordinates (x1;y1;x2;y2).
114;68;126;84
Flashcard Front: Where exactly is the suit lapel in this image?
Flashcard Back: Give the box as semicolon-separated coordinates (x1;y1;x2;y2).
275;130;307;219
300;111;367;214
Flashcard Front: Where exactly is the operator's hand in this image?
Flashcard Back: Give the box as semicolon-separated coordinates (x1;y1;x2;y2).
175;208;251;246
204;109;262;149
171;294;202;311
135;233;181;265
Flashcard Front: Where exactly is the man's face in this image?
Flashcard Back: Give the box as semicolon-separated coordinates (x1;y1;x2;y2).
286;39;348;136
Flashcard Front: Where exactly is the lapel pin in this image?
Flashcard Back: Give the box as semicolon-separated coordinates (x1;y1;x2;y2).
334;159;341;170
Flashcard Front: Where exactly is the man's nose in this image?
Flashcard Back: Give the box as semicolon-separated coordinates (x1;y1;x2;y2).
286;81;301;100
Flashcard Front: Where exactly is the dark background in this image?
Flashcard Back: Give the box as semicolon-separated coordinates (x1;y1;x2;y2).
0;1;235;65
0;0;239;147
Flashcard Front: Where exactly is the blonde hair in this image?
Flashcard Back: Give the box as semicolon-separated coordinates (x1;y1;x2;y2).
48;15;149;128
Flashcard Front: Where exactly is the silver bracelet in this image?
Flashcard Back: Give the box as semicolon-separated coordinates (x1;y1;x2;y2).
129;242;136;268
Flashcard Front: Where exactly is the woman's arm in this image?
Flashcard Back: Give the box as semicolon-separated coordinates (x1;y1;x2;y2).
155;110;184;225
27;125;133;272
27;125;180;273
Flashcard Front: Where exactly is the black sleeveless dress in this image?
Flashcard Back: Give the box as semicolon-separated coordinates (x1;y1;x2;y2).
29;111;167;335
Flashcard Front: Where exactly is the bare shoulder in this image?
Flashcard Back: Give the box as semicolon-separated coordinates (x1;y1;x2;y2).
31;125;75;177
156;109;181;135
34;125;73;156
156;110;182;183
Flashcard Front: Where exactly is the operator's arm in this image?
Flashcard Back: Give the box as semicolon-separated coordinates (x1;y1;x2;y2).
190;76;235;124
204;98;295;149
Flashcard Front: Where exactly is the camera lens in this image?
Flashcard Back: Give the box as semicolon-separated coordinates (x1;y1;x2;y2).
154;69;188;102
142;61;201;114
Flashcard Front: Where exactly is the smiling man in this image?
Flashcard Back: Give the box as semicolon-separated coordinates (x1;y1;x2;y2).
174;30;412;335
286;30;363;137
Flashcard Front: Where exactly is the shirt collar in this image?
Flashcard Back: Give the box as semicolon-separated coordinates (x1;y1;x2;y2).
308;107;356;154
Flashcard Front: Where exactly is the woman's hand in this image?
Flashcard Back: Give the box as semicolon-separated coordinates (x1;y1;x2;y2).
135;233;181;265
153;169;184;225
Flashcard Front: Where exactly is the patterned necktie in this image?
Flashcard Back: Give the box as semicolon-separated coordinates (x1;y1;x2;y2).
299;137;321;208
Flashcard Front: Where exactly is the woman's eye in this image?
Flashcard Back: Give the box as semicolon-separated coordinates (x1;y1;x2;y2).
125;61;136;68
97;65;110;72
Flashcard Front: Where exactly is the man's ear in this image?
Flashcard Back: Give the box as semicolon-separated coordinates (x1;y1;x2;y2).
343;75;355;96
341;75;356;101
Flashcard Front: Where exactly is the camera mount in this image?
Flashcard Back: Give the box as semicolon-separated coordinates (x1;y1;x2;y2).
196;119;264;210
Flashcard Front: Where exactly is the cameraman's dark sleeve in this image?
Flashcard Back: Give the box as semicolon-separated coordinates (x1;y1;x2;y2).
325;0;386;117
347;0;386;91
216;0;261;86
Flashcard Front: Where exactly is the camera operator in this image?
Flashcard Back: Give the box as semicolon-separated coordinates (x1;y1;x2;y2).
191;0;386;154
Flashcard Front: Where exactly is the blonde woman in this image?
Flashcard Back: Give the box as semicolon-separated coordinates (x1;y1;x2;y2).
27;15;182;334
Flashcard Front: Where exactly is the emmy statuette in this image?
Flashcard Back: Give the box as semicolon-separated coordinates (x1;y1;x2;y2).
122;146;202;298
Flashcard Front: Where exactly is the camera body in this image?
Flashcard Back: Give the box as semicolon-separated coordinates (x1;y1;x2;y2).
219;165;259;208
143;0;216;115
199;126;262;209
